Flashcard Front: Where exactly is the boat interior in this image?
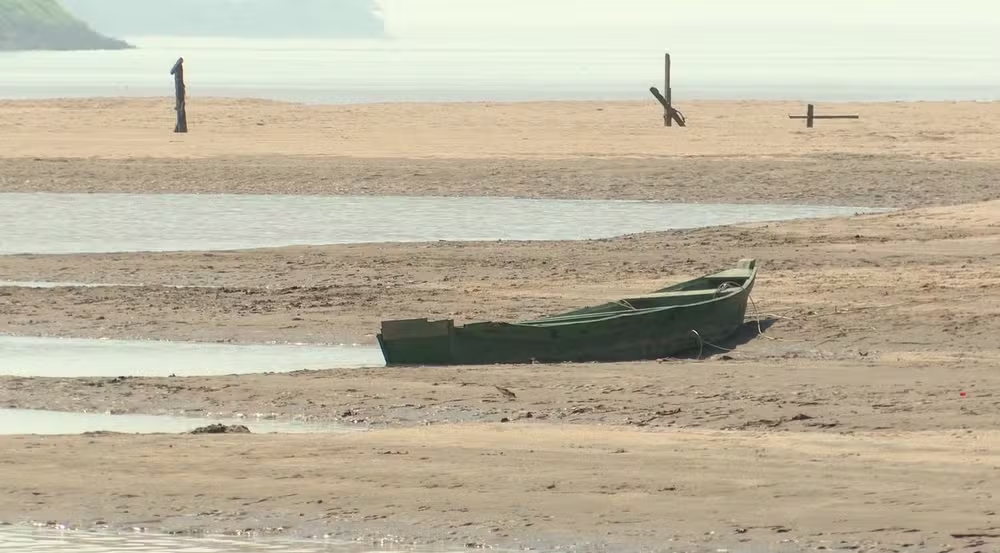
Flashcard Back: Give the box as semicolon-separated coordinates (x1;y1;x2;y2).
515;261;756;327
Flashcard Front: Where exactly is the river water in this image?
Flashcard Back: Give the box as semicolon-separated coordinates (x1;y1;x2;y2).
0;193;880;255
0;34;996;103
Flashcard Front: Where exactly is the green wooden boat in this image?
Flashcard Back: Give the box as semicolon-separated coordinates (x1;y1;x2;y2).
377;259;758;366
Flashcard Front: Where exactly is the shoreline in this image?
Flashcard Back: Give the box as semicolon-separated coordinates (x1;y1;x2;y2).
4;95;996;103
0;186;893;209
1;91;998;104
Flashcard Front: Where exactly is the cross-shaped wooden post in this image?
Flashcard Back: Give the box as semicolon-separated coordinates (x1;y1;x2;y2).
789;104;859;128
649;53;686;127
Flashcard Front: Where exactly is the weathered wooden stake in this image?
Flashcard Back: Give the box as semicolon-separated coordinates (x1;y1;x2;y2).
664;53;673;127
170;57;187;133
806;103;815;128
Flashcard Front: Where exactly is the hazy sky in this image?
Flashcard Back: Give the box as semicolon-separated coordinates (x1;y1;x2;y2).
381;0;995;37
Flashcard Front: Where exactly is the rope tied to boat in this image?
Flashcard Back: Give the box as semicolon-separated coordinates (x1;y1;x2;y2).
714;281;742;297
689;329;734;360
689;293;766;360
615;299;638;310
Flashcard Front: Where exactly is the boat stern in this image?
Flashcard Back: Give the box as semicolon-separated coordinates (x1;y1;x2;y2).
377;318;455;366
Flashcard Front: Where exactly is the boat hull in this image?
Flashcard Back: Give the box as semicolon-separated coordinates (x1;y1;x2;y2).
378;259;757;366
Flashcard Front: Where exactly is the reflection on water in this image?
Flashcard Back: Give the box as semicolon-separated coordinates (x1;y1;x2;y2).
0;336;385;378
0;193;881;255
0;409;355;436
0;527;473;553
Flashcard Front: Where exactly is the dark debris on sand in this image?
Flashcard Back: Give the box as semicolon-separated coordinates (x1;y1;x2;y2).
189;424;251;435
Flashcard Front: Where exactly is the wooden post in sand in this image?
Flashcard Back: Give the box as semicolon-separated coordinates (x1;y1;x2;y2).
649;53;686;127
664;53;673;127
170;57;188;133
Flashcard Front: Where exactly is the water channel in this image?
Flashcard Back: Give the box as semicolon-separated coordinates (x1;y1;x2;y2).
0;527;478;553
0;336;385;378
0;409;355;436
0;193;881;255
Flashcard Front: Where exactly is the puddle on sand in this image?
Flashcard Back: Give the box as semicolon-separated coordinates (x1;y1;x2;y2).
0;409;355;436
0;336;385;378
0;527;809;553
0;527;476;552
0;193;883;254
0;280;96;288
0;281;219;289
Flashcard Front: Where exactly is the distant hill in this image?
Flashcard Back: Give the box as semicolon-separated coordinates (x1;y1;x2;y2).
62;0;384;39
0;0;129;50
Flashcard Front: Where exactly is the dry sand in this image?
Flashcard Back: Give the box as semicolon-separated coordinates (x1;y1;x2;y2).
2;98;1000;552
3;98;1000;161
2;98;1000;206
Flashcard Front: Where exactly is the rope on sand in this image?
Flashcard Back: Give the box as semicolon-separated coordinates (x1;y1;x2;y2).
689;294;770;360
689;329;734;360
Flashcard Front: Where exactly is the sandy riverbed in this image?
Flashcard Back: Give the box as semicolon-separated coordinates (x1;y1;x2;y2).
2;426;997;552
1;98;999;552
2;98;1000;206
3;98;1000;162
3;201;999;349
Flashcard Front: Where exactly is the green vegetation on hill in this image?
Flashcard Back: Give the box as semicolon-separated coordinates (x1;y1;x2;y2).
0;0;129;50
62;0;383;39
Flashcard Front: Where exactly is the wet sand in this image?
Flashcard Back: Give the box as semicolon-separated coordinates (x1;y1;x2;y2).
4;352;1000;434
2;426;997;553
4;155;1000;208
2;98;1000;552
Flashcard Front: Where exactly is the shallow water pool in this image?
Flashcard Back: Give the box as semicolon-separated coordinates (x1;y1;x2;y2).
0;527;472;553
0;409;355;436
0;336;385;378
0;281;219;289
0;280;98;288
